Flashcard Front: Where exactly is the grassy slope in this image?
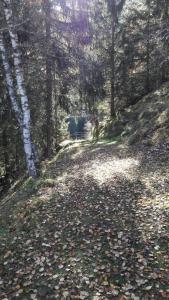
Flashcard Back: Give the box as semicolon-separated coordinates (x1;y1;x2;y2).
100;81;169;145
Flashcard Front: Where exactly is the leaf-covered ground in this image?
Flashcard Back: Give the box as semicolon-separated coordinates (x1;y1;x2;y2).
0;140;169;300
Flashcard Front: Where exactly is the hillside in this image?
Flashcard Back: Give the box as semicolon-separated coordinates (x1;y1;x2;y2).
101;81;169;146
0;126;169;299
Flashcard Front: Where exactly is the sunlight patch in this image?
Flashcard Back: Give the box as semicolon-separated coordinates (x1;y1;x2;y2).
84;158;139;184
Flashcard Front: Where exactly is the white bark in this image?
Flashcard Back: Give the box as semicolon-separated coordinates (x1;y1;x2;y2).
0;33;23;127
3;0;37;178
0;34;39;167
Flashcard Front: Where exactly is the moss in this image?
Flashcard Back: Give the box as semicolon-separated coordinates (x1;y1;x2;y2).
101;82;169;145
39;178;57;188
21;177;40;193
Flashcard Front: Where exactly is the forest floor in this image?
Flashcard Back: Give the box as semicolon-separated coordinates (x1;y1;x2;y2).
0;139;169;300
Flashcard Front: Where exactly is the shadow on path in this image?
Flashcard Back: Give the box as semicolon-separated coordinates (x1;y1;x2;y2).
0;141;169;299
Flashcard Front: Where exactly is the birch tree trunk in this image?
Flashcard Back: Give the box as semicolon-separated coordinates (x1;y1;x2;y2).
0;33;22;127
3;0;37;178
0;33;39;176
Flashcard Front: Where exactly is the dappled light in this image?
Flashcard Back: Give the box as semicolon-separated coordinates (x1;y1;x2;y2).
84;157;139;184
1;0;169;299
1;141;169;299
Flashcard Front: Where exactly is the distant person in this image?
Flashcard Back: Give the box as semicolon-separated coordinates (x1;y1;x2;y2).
66;116;77;139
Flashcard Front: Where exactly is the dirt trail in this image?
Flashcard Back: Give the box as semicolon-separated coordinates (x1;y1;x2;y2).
0;141;169;300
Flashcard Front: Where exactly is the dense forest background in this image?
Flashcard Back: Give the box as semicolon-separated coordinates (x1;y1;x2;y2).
0;0;169;188
1;2;169;298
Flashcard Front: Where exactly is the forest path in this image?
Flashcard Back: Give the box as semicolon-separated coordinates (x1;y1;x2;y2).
0;140;169;299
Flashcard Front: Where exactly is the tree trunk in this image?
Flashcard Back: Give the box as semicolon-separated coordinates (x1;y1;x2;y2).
53;61;59;145
3;0;37;178
110;0;117;118
43;0;53;157
2;128;10;180
146;0;150;93
0;34;22;127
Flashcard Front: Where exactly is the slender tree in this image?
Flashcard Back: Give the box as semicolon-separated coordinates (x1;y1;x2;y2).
0;34;23;127
146;0;151;93
108;0;126;117
43;0;54;157
110;0;117;117
2;0;37;178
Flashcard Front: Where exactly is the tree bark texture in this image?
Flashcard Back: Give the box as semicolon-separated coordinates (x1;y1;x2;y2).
2;0;37;178
43;0;53;157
